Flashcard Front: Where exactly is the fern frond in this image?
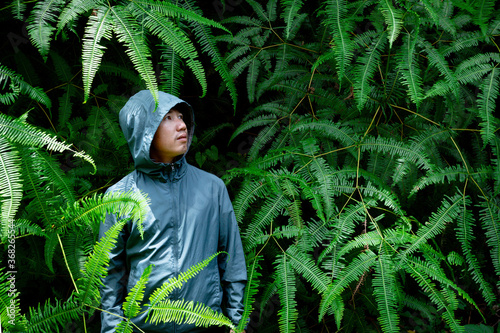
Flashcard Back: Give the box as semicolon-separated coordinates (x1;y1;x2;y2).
281;0;304;40
321;0;355;82
13;218;45;237
397;32;424;107
76;218;128;308
148;299;234;329
147;252;222;310
247;57;261;103
243;194;289;252
0;113;95;169
402;257;465;333
477;66;500;146
27;294;82;333
419;38;459;99
81;4;113;103
57;0;99;32
0;64;51;107
110;4;158;104
236;255;262;332
319;250;378;320
373;253;400;333
246;0;273;22
353;31;387;110
292;119;359;147
379;0;403;49
159;45;184;97
287;245;330;294
360;135;432;171
32;149;76;204
120;264;153;331
0;137;22;240
275;253;298;333
478;197;500;285
410;165;471;195
134;0;229;33
472;0;495;35
181;0;238;109
63;230;93;281
398;193;463;263
60;190;149;233
455;198;496;305
26;0;65;60
130;2;206;98
44;231;59;274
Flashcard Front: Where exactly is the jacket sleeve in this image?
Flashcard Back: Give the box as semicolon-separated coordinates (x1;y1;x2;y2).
217;184;247;326
99;213;129;333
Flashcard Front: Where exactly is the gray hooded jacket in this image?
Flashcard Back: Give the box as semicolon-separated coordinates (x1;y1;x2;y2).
99;90;247;332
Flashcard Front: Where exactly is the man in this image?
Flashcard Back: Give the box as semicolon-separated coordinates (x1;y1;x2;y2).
99;90;247;332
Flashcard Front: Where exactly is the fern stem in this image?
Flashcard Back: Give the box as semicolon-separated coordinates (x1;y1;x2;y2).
389;103;440;126
87;305;148;333
57;233;79;293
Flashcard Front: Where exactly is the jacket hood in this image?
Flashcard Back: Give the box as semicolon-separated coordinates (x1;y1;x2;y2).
119;90;194;177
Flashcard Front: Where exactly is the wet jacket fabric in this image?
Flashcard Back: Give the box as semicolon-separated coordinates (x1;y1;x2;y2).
99;90;247;332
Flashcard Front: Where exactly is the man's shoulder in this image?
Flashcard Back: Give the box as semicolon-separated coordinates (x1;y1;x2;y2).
186;163;224;186
105;170;138;194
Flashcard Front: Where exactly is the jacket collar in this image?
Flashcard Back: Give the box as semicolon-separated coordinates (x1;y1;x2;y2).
146;155;188;183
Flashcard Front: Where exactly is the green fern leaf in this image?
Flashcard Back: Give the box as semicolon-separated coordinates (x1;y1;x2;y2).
373;253;400;333
275;253;298;333
27;294;82;333
147;252;222;311
419;38;459;99
44;231;59;274
281;0;304;40
13;218;45;237
243;194;288;252
0;64;51;108
455;198;496;304
26;0;66;60
0;113;95;169
402;257;464;333
321;0;355;83
57;0;99;32
148;298;234;329
133;0;230;33
0;137;22;240
478;197;500;286
379;0;403;49
477;67;500;146
81;5;113;103
110;5;158;104
60;190;149;233
130;2;207;98
398;193;463;263
472;0;495;35
159;45;184;97
63;230;93;281
397;32;424;107
236;255;262;332
319;250;377;321
287;245;330;293
182;0;238;109
76;217;128;308
117;264;153;333
246;0;273;22
353;31;387;110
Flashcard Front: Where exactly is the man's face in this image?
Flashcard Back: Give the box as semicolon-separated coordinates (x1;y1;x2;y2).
150;109;188;164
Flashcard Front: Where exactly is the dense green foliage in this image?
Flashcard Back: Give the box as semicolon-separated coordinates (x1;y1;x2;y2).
0;0;499;332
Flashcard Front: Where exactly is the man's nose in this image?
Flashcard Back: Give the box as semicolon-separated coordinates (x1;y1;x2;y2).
177;118;187;131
